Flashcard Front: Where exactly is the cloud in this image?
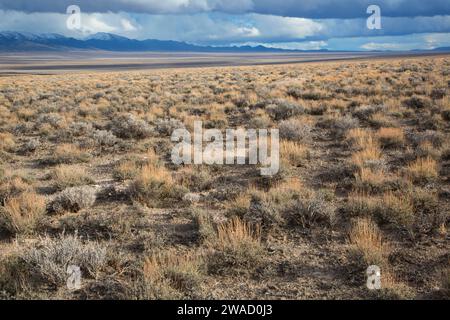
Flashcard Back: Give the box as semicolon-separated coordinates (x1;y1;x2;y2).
240;41;328;50
360;42;404;50
1;0;449;19
0;9;449;50
121;19;137;31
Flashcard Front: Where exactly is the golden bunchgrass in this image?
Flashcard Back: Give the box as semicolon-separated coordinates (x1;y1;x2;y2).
280;140;309;167
52;165;93;190
349;218;390;266
351;145;382;168
406;157;438;183
376;127;405;148
0;191;46;234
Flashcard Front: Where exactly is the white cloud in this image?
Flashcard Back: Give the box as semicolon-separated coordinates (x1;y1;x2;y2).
0;9;449;50
360;42;404;50
1;0;449;19
121;18;137;31
83;15;117;33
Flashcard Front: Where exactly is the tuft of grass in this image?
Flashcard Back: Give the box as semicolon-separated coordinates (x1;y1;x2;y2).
406;157;438;184
52;165;94;191
143;250;203;299
0;176;30;204
130;164;187;208
346;128;375;150
0;133;15;153
377;192;415;228
376;128;405;149
113;160;140;181
51;144;90;164
207;217;263;275
0;192;46;235
345;192;378;217
351;145;382;169
192;208;215;242
226;192;252;218
353;168;400;193
280;140;309;167
177;166;213;192
349;218;390;266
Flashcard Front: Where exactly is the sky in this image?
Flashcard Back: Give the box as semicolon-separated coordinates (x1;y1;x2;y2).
0;0;449;51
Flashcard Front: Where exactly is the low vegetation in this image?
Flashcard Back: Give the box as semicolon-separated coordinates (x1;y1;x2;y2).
0;55;448;299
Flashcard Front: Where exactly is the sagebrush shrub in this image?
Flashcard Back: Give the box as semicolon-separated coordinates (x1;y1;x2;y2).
266;100;304;121
287;191;336;228
20;234;107;286
49;186;97;214
111;114;153;139
279;119;312;142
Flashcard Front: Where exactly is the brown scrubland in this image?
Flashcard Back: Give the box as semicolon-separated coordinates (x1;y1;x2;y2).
0;55;449;300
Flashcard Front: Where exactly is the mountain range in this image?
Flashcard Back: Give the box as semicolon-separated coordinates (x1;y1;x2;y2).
0;31;304;52
0;31;449;53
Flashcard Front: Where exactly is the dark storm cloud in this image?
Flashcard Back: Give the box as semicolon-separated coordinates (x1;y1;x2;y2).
1;0;449;18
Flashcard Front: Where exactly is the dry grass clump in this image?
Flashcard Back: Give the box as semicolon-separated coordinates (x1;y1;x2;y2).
143;250;203;299
349;218;390;266
351;145;383;169
0;175;30;204
377;192;415;228
177;166;213;192
207;217;263;275
406;157;439;184
49;186;97;214
353;168;401;194
376;128;405;149
249;111;272;129
130;164;187;208
52;165;94;191
0;192;46;235
51;144;90;165
113;160;140;181
348;191;412;227
349;218;414;299
368;112;396;129
191;208;215;242
409;188;446;234
0;132;15;153
345;192;378;217
226;179;304;228
280;140;309;167
225;191;253;218
346;128;375;150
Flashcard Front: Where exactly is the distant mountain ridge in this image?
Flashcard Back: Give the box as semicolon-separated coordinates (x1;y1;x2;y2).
0;31;305;52
1;31;450;53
